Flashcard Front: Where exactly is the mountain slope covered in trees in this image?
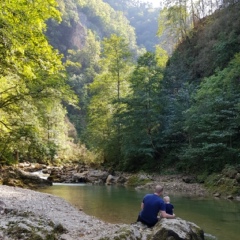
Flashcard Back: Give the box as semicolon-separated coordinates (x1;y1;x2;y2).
103;0;160;51
161;2;240;174
80;0;240;175
45;0;143;147
46;0;140;55
1;0;240;181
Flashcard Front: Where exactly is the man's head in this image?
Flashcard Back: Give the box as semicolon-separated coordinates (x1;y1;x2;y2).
154;185;163;195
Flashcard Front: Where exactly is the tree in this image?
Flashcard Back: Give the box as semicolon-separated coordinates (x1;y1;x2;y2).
104;0;160;51
120;52;166;171
86;34;133;165
66;30;101;137
0;0;76;163
182;53;240;173
157;3;191;52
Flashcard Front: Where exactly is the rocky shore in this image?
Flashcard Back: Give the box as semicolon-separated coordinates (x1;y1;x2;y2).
0;164;209;197
1;162;240;199
0;185;206;240
0;185;123;240
0;163;239;239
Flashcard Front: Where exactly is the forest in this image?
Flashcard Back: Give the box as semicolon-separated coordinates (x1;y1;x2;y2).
1;0;240;177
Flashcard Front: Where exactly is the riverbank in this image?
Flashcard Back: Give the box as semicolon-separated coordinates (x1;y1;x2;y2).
1;163;240;200
0;164;239;239
134;174;208;197
0;185;124;240
0;185;207;240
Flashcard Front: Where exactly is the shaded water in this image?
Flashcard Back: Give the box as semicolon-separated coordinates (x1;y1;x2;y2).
39;184;240;240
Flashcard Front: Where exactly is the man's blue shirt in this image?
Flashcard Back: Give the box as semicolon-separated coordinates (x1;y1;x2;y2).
140;194;166;226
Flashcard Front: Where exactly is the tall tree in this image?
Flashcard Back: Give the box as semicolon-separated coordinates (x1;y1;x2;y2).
86;34;133;165
66;30;101;137
158;3;191;52
120;51;166;171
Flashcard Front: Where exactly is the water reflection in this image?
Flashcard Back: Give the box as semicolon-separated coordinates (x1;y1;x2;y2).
39;184;240;240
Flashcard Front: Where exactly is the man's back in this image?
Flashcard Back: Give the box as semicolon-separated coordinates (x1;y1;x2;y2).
140;194;165;226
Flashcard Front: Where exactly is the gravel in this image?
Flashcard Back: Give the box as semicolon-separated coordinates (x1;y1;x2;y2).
0;174;208;239
0;185;124;240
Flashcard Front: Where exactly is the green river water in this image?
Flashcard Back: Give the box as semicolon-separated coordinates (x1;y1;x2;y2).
39;184;240;240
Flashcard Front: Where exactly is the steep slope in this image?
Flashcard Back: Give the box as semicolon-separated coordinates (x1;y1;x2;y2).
165;3;240;87
160;2;240;174
46;0;139;55
103;0;160;51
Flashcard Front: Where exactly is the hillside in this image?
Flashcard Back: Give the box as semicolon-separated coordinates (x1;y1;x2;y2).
103;0;161;51
165;3;240;85
46;0;140;55
1;0;240;182
161;2;240;174
45;0;240;176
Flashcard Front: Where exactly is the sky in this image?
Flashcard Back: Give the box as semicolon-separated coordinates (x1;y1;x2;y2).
142;0;161;8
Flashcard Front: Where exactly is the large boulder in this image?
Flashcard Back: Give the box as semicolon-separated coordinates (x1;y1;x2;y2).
72;169;109;183
47;167;64;182
47;167;110;184
72;171;89;183
101;218;204;240
106;174;128;185
152;218;204;240
87;169;109;183
18;162;47;172
1;167;52;189
106;174;115;185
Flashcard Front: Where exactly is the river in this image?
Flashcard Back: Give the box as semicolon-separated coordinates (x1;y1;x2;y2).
39;183;240;240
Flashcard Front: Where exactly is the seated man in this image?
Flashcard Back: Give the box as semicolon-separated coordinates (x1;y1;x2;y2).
137;185;175;227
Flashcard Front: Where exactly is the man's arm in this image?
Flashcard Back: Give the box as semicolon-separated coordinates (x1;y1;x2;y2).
160;210;175;219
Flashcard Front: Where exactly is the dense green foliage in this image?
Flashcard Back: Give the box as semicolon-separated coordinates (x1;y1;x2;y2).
119;52;167;171
86;34;134;165
0;0;76;164
158;1;240;174
103;0;160;51
77;0;137;48
83;1;240;174
46;0;139;55
45;0;142;141
1;0;240;177
180;53;240;172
